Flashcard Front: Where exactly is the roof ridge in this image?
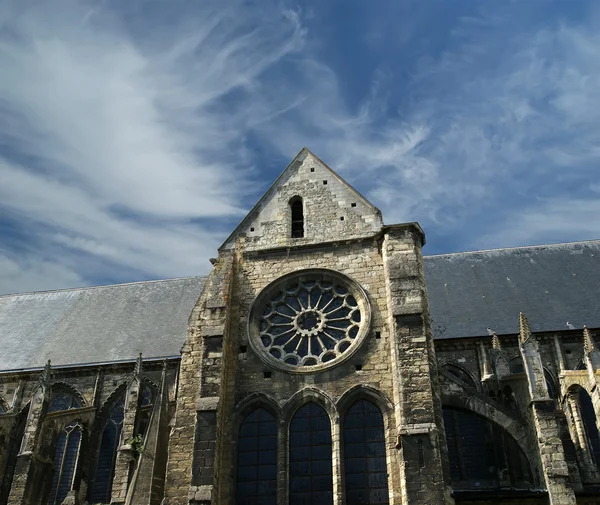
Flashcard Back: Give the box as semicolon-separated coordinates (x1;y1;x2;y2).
424;238;600;259
0;275;207;299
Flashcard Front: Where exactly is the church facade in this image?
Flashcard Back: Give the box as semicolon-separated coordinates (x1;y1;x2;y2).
1;148;600;505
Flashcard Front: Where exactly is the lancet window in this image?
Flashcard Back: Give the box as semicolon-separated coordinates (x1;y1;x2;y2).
89;394;125;503
236;408;277;505
290;196;304;238
47;421;83;505
343;400;389;505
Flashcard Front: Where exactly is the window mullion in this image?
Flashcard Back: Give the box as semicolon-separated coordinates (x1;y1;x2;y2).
332;413;343;505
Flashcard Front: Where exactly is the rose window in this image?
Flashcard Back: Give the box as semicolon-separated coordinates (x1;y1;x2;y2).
248;269;371;373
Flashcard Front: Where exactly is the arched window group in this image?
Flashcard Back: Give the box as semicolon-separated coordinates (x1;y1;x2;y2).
442;407;533;490
236;399;388;505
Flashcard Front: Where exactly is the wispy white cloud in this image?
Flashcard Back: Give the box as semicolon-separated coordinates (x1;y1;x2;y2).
1;1;600;294
0;0;305;294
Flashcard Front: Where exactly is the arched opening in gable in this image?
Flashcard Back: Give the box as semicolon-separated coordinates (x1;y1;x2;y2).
290;196;304;238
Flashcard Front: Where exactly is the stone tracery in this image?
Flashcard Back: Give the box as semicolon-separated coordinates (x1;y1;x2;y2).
249;269;371;372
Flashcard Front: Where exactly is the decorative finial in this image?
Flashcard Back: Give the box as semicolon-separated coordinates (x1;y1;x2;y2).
519;312;531;343
40;360;52;385
584;325;596;354
134;353;143;377
492;332;501;351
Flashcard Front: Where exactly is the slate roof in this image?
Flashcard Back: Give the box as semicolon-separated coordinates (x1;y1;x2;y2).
1;239;598;371
424;240;600;339
0;276;206;371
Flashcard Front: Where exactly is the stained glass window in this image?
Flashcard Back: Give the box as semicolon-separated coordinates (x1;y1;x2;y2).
443;407;532;490
47;422;82;505
289;403;333;505
89;396;125;503
48;392;81;413
236;408;277;505
343;400;389;505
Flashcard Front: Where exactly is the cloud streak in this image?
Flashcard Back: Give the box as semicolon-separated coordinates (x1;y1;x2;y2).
1;1;600;294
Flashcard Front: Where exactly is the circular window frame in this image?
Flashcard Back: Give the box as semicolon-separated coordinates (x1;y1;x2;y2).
247;268;372;374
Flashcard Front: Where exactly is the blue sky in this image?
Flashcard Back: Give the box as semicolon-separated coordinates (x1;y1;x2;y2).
1;0;600;295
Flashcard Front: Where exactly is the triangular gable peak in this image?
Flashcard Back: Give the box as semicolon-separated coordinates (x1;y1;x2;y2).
220;148;383;251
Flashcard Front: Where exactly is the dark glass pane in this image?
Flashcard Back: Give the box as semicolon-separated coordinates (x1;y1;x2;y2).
290;403;333;505
343;400;389;505
90;396;124;503
48;423;81;505
442;407;533;490
236;408;277;504
48;432;67;505
140;386;153;407
48;392;80;413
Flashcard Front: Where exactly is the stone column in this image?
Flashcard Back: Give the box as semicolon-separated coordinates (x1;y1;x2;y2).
382;224;453;505
7;362;52;505
519;313;576;505
111;356;143;504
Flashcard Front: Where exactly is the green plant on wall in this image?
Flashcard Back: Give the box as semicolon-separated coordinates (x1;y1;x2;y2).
127;434;144;455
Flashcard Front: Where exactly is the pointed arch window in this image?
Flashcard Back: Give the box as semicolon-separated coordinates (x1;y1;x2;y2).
47;421;83;505
442;407;532;490
289;402;333;505
236;408;277;505
48;391;82;413
89;395;125;503
290;196;304;238
343;400;389;505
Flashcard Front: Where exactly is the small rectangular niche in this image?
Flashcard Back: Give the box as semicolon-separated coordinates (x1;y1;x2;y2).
250;227;255;232
340;216;344;221
239;345;247;354
351;202;357;207
355;364;363;371
263;371;272;379
310;167;315;172
323;180;328;185
375;331;381;339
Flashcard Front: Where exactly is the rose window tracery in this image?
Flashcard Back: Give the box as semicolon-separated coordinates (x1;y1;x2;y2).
248;269;371;373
